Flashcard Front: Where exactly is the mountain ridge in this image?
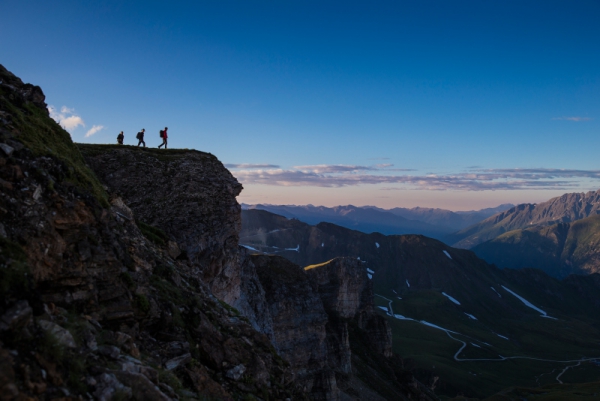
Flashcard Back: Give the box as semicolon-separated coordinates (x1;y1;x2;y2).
472;213;600;278
447;189;600;249
242;202;514;240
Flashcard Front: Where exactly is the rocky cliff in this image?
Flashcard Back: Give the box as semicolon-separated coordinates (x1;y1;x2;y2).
0;64;306;400
0;64;436;401
80;145;244;305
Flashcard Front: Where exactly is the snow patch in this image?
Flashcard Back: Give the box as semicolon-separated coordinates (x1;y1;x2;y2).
442;292;461;305
285;245;300;252
491;287;502;298
377;306;388;312
375;242;380;248
464;313;477;320
392;290;397;294
357;256;361;260
394;314;413;321
495;333;509;340
471;342;481;348
321;242;324;247
366;268;375;274
501;285;552;318
406;279;410;288
397;297;402;300
420;320;458;334
241;244;259;252
367;273;373;280
443;250;452;259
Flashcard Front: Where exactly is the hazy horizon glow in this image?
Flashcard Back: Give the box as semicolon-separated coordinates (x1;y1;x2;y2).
2;1;599;210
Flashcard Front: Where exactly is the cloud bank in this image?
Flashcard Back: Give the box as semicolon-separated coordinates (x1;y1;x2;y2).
228;164;600;191
225;163;281;169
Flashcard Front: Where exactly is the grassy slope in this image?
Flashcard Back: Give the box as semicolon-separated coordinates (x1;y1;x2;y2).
0;86;109;206
373;285;600;399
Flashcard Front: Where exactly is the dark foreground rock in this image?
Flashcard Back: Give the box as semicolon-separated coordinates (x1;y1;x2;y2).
0;64;437;400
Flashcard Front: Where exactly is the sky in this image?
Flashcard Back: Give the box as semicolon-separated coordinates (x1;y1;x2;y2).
1;0;599;210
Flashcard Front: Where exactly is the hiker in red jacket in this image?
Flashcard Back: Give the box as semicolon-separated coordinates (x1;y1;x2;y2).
158;127;168;149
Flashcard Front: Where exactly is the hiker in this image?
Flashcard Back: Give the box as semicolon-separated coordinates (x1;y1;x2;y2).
136;128;146;147
158;126;168;149
117;131;124;145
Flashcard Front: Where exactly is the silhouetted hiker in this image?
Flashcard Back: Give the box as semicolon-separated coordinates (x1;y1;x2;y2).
136;128;146;147
117;131;124;145
158;126;168;149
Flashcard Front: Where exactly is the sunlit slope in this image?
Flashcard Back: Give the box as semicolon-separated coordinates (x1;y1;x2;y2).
241;209;600;398
447;189;600;249
473;214;600;277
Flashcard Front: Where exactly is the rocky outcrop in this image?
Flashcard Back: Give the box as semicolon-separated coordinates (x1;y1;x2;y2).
80;144;243;305
306;257;392;363
0;64;306;400
250;254;334;399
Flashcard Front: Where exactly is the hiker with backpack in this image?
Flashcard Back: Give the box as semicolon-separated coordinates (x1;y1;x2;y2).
158;127;168;149
117;131;124;145
136;128;146;147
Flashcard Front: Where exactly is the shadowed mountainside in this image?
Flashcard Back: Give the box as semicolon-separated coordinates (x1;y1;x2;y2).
241;208;600;398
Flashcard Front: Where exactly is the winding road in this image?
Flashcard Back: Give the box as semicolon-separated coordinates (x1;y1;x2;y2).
375;293;600;383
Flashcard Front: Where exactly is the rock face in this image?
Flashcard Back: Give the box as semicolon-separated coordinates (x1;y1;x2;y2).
306;257;374;320
250;255;333;399
81;145;243;305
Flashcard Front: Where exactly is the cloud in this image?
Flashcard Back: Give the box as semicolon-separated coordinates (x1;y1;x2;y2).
293;164;378;174
85;125;104;137
232;165;600;191
48;105;85;131
225;163;281;169
552;116;593;122
61;115;85;130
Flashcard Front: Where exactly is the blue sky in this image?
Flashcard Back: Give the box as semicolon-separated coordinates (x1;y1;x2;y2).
2;1;599;210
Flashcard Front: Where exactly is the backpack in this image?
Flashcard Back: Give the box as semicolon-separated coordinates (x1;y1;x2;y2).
159;130;164;138
136;132;141;139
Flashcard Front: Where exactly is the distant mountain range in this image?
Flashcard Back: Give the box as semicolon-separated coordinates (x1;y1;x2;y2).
241;203;514;240
240;208;600;398
244;190;600;280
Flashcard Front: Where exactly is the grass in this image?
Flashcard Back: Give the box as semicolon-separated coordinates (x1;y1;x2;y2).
76;143;217;163
373;289;600;399
0;88;108;206
304;259;335;271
